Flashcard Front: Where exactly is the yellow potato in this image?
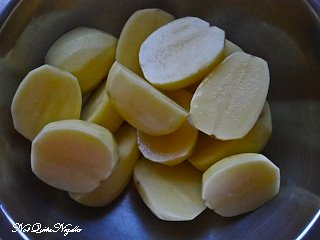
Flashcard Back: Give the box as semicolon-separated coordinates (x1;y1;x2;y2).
116;8;174;76
190;52;270;140
81;80;123;132
45;27;117;94
137;90;198;166
139;16;225;90
134;158;206;221
224;39;243;57
11;64;81;141
189;102;272;171
202;153;280;217
31;120;118;193
106;62;188;136
69;123;140;206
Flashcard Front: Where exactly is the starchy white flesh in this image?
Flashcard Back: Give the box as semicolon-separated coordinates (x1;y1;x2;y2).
202;153;280;217
224;40;243;57
137;90;198;166
11;65;81;141
81;80;123;132
69;123;140;206
31;120;118;193
189;102;272;171
106;62;188;136
116;8;174;76
190;52;270;140
139;17;225;90
134;158;206;221
45;27;117;94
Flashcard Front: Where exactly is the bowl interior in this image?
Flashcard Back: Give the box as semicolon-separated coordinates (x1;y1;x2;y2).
0;0;320;239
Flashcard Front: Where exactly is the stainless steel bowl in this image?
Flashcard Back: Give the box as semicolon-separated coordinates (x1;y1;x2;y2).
0;0;319;239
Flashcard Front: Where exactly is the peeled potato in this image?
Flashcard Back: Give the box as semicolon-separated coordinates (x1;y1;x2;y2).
69;123;140;206
189;102;272;171
139;16;225;90
116;8;174;76
45;27;117;94
190;52;270;140
134;158;206;221
31;120;118;193
81;80;123;132
11;64;81;141
106;62;188;136
202;153;280;217
224;40;243;57
137;90;198;166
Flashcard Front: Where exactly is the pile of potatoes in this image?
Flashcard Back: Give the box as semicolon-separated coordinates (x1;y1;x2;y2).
11;9;280;221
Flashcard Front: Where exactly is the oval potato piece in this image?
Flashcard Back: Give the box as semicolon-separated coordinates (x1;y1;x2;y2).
106;62;188;136
134;158;206;221
190;52;270;140
139;17;225;90
31;120;118;193
202;153;280;217
11;64;81;141
45;27;117;94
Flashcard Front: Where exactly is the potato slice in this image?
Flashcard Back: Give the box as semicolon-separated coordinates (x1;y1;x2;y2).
137;90;198;166
45;27;117;94
11;64;81;141
139;17;225;90
134;158;206;221
116;8;174;76
189;102;272;171
81;80;123;132
31;120;118;193
69;123;140;206
190;52;270;140
106;62;188;136
224;40;243;57
202;153;280;217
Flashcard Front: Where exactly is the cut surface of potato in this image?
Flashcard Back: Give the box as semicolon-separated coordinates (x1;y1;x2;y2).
137;90;198;166
202;153;280;217
69;123;140;206
81;80;123;132
11;64;81;140
134;158;206;221
116;8;174;76
45;27;117;94
189;102;272;171
31;120;118;193
190;52;270;140
106;62;188;136
139;17;225;90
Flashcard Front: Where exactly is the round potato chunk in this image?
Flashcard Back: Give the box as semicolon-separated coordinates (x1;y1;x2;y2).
45;27;117;94
11;64;81;141
139;16;225;90
31;120;118;193
202;153;280;217
106;62;188;136
190;52;270;140
134;158;206;221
